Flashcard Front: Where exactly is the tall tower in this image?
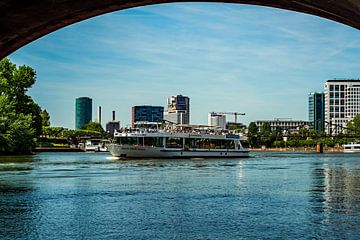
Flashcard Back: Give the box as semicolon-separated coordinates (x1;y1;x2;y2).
97;106;102;125
164;95;190;124
308;92;325;132
75;97;92;129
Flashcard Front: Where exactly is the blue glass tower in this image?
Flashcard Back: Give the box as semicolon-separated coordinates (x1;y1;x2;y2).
75;97;92;129
308;92;325;132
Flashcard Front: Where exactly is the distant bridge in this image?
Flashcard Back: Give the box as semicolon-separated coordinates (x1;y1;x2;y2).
1;0;360;59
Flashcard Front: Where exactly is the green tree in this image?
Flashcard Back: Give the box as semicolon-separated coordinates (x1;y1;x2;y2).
41;109;50;126
260;122;273;147
247;122;259;147
81;121;104;133
0;58;42;154
260;122;271;134
0;58;42;136
273;140;285;148
347;114;360;135
0;95;35;153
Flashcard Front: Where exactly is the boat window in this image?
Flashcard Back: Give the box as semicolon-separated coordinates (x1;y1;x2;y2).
189;139;235;149
117;137;140;145
144;137;163;147
166;137;183;148
354;146;360;149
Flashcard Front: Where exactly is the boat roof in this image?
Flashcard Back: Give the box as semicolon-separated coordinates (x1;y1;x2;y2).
114;130;242;140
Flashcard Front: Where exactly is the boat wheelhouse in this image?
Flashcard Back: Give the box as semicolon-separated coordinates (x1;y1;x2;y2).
108;129;249;158
343;142;360;153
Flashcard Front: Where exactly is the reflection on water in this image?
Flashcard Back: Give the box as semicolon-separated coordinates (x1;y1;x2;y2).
0;152;360;239
309;156;360;238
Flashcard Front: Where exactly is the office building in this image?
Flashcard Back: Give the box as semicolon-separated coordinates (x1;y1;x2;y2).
75;97;92;129
164;95;190;124
308;92;325;132
208;112;226;129
254;119;308;132
132;106;164;128
106;111;120;135
324;79;360;135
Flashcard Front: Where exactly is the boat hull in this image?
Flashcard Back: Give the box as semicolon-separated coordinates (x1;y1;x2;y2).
108;144;250;158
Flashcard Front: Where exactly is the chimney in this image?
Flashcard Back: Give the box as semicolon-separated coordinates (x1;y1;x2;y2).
112;111;115;121
97;106;102;124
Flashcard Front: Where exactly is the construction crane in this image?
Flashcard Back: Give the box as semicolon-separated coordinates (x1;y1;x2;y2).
211;112;245;123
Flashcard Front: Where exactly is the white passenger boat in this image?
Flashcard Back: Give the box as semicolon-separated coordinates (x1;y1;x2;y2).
343;142;360;153
108;129;250;158
84;139;110;152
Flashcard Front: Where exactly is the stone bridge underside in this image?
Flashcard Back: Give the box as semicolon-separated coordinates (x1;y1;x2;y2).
1;0;360;59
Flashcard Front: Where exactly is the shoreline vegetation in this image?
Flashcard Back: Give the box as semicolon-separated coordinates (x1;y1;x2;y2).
250;147;343;153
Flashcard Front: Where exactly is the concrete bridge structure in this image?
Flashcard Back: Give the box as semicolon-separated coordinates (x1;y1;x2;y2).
1;0;360;59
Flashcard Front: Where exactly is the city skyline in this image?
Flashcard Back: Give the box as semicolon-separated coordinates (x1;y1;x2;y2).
8;3;360;129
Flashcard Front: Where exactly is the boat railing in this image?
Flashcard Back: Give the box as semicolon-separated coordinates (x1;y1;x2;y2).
115;128;241;136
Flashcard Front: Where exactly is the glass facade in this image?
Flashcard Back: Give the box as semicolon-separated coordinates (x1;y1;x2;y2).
164;95;190;124
75;97;92;129
308;92;325;132
132;106;164;127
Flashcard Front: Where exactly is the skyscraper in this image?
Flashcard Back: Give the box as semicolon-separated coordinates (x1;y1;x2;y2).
132;105;164;128
308;92;325;132
324;79;360;135
164;95;190;124
75;97;92;129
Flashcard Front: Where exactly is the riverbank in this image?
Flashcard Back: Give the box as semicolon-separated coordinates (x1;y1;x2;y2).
34;147;84;152
250;147;343;153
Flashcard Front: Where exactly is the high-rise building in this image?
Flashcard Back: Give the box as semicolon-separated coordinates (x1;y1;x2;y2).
132;106;164;128
308;92;325;132
208;112;226;129
324;79;360;135
164;95;190;124
75;97;92;129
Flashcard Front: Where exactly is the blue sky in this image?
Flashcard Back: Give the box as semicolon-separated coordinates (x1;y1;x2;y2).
9;2;360;129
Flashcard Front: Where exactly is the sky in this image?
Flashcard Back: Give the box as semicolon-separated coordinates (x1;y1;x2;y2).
8;2;360;129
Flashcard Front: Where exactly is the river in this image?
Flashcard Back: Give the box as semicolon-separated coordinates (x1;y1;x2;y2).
0;152;359;239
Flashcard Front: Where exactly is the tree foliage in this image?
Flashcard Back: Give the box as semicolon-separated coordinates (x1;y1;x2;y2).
347;114;360;135
80;121;104;133
0;58;42;154
41;109;50;127
247;122;259;147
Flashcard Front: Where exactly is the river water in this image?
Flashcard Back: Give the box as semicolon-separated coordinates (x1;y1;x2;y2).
0;152;360;239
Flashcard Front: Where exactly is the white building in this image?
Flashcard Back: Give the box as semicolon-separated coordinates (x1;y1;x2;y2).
208;112;226;129
254;119;308;132
325;79;360;135
164;95;190;124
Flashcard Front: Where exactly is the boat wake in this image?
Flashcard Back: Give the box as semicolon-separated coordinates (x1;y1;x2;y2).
106;156;121;160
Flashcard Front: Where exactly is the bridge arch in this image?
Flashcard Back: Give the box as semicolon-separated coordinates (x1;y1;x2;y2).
1;0;360;59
